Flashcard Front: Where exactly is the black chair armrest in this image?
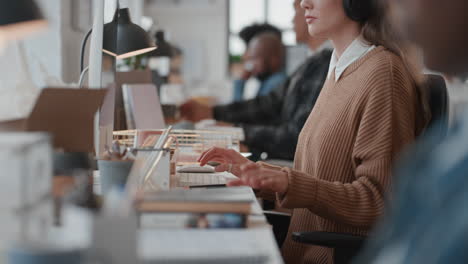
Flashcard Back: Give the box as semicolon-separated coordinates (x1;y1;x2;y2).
292;231;366;249
264;210;291;222
293;232;367;264
263;211;292;248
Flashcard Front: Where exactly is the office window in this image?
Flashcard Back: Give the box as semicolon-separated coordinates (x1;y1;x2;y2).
229;0;295;57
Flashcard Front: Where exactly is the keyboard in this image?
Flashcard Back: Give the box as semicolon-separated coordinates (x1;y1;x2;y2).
177;172;234;187
177;165;215;173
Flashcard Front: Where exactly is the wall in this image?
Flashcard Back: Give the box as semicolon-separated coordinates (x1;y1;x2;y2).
0;0;223;120
0;0;66;120
61;0;88;84
144;0;229;84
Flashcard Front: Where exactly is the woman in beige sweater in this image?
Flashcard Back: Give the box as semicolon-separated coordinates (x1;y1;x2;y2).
199;0;425;263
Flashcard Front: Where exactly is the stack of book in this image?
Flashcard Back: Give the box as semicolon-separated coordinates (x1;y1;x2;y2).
137;187;253;229
137;187;253;214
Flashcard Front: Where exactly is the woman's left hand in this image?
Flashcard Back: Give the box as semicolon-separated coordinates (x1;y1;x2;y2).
227;163;289;194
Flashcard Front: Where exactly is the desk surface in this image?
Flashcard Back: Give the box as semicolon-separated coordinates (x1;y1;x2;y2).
139;171;282;263
139;228;283;264
92;169;283;263
138;186;283;264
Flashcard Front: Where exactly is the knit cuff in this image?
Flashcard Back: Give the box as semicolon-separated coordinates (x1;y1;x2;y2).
277;167;318;209
254;162;285;201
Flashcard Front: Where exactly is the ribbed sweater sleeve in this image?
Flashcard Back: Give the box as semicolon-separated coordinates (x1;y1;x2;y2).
277;53;417;228
254;162;283;201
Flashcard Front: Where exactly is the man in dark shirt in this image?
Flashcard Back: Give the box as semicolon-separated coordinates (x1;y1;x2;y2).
180;0;331;161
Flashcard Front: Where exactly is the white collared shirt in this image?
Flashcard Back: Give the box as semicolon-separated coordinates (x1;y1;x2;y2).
327;37;376;82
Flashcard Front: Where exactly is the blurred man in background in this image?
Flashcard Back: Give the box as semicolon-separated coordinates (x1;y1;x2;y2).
232;32;287;102
238;23;283;47
232;23;284;102
181;0;331;161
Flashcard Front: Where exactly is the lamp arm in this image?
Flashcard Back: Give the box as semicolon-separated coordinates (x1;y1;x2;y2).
80;28;93;73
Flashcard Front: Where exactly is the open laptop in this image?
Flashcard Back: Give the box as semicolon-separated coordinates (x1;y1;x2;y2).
122;84;166;130
0;87;107;152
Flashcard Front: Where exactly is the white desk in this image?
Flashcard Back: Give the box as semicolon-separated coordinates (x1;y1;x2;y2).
93;169;283;263
138;187;283;264
139;228;283;264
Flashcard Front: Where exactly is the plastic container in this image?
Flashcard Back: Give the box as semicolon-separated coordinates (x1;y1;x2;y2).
97;160;134;195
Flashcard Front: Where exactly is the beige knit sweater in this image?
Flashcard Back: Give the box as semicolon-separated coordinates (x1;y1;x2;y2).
260;47;421;263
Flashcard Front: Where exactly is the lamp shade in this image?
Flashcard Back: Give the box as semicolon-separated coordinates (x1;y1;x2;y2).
103;8;156;60
0;0;47;40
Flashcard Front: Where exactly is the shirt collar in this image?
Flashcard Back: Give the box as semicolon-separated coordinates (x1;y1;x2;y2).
327;37;376;82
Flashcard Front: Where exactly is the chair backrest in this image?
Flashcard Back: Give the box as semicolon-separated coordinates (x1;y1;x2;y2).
423;74;449;136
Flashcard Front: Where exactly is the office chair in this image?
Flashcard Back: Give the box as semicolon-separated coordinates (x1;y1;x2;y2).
424;74;449;136
265;74;449;264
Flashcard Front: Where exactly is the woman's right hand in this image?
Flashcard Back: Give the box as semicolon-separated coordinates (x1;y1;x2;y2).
198;147;253;177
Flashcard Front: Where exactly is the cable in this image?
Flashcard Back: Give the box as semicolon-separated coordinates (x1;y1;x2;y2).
80;29;93;73
78;66;89;88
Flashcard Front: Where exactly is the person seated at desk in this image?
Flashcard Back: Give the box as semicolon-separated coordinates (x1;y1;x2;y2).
198;0;428;262
232;32;287;102
238;23;283;49
354;0;468;263
234;23;283;101
181;0;332;161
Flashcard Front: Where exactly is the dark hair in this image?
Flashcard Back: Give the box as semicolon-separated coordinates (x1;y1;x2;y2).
361;0;430;131
238;23;282;45
361;1;404;60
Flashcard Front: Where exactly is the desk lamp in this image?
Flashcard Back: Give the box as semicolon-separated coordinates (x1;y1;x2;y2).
79;3;157;86
149;31;174;86
82;0;157;156
0;0;47;49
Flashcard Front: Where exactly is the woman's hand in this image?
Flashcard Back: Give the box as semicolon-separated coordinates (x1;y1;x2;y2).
228;163;289;194
198;147;253;177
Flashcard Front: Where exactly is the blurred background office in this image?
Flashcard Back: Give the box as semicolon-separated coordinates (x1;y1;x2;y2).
0;0;312;120
3;0;468;125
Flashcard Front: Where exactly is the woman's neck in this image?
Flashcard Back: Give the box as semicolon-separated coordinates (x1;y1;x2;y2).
307;37;327;52
330;22;362;59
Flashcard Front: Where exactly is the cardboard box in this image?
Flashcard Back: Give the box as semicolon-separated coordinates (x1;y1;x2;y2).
0;88;107;152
